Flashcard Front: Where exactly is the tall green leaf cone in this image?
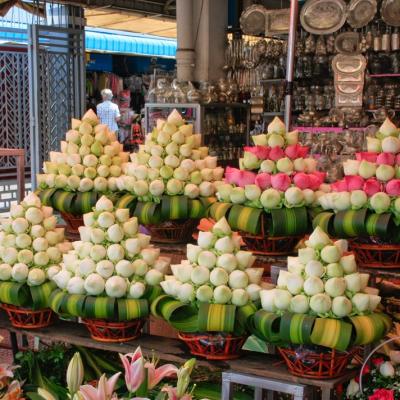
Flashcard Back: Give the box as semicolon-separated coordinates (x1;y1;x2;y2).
50;195;170;321
155;217;260;334
0;192;72;308
255;225;391;350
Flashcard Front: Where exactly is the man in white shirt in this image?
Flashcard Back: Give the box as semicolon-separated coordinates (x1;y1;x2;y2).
96;89;121;136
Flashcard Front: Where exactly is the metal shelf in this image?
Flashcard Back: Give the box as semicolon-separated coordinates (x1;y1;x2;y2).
263;111;284;116
369;73;400;78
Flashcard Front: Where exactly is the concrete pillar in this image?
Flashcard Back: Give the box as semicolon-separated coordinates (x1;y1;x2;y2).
176;0;195;81
193;0;228;82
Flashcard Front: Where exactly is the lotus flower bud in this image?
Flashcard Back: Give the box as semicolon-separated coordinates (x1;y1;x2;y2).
379;362;395;378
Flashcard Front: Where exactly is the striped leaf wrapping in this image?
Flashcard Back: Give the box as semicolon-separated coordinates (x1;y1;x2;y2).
0;282;30;307
161;196;188;220
134;202;161;225
228;205;263;235
279;313;315;345
333;209;368;238
151;295;198;332
251;310;281;343
52;190;76;213
188;199;206;219
312;212;335;236
30;281;57;310
207;202;233;221
310;318;352;351
269;207;309;236
198;303;236;332
73;192;99;214
36;188;57;206
49;290;149;322
115;193;137;210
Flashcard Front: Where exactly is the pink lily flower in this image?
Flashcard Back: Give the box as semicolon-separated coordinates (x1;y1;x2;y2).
79;373;121;400
268;146;285;161
293;173;310;189
331;179;348;192
385;179;400;196
119;348;145;394
356;152;378;163
161;386;193;400
0;364;15;381
344;175;365;191
255;173;271;190
271;173;291;191
377;152;395;166
364;178;381;196
145;362;178;390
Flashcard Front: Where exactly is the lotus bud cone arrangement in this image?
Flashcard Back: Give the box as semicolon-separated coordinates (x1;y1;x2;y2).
251;226;391;352
49;195;170;335
152;217;260;357
118;109;224;228
212;116;329;240
0;193;72;325
36;110;130;217
315;118;400;243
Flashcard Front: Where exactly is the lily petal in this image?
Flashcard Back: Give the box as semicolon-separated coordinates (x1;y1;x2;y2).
145;362;178;389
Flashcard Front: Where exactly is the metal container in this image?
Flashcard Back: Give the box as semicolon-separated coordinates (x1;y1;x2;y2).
392;30;400;50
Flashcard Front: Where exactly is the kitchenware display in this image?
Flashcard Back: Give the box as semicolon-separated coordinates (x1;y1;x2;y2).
240;4;267;36
347;0;377;29
381;0;400;27
335;32;361;55
300;0;347;35
265;8;290;35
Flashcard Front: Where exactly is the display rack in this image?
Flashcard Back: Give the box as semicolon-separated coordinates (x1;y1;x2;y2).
144;102;250;165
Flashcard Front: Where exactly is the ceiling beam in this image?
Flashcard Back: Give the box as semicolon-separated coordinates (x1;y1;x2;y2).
55;0;176;18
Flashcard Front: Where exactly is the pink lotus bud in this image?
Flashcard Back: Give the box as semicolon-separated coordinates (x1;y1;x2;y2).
385;179;400;196
308;174;323;190
244;146;270;160
312;171;326;182
285;144;299;159
293;173;310;189
363;178;381;196
238;170;257;187
396;154;400;165
298;146;309;158
269;146;285;161
356;152;378;163
377;152;396;166
344;175;364;191
331;179;348;192
255;173;272;190
271;173;291;191
224;167;241;185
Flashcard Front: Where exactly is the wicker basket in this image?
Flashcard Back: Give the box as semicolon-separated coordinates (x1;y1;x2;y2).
239;214;301;256
82;318;145;342
1;304;54;329
60;212;83;240
145;219;198;244
349;240;400;269
278;346;360;379
178;332;247;360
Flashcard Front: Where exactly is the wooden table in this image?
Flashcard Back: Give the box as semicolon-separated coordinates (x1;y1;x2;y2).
0;314;357;399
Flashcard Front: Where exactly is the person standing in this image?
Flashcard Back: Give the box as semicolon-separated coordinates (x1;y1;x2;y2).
96;89;121;137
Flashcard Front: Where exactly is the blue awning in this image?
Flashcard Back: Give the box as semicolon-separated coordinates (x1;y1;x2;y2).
85;28;176;58
0;23;176;59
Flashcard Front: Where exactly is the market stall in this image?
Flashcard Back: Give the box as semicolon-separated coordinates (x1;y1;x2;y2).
1;0;400;399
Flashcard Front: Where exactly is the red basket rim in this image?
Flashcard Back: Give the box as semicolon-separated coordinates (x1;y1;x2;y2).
1;303;54;329
82;318;145;343
178;331;247;360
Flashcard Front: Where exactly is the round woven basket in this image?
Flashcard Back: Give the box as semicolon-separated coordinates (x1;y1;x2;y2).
1;304;54;329
145;219;198;244
349;239;400;269
60;212;83;240
82;318;146;343
278;346;360;379
178;332;247;360
239;214;301;255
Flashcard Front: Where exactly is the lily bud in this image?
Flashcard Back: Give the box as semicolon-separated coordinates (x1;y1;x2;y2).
67;352;84;395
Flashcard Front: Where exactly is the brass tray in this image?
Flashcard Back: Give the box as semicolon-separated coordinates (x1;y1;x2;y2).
240;4;267;36
300;0;347;35
347;0;377;28
381;0;400;27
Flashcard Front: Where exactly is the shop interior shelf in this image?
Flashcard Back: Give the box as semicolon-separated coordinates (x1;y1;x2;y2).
293;126;366;133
